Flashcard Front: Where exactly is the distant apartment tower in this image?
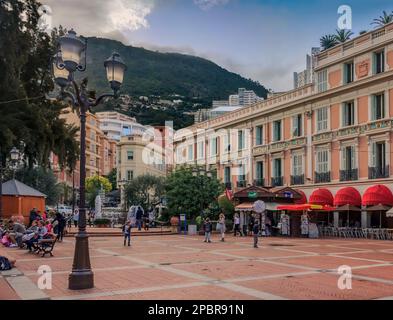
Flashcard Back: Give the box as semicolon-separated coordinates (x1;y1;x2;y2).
238;88;261;106
96;112;146;142
293;47;321;89
212;100;229;108
229;94;240;106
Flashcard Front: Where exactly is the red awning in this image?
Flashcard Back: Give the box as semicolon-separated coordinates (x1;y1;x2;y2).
295;190;307;204
309;188;334;206
334;187;362;207
362;185;393;206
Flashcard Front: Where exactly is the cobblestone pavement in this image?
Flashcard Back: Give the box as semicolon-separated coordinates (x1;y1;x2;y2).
2;235;393;300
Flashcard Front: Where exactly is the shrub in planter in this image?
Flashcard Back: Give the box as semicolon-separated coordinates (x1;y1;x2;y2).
94;218;111;228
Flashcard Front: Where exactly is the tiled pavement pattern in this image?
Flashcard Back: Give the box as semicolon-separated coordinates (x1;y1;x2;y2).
2;235;393;300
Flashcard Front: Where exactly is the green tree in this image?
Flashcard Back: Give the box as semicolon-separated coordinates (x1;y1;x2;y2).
218;195;235;216
86;175;112;207
124;175;165;211
165;167;224;220
106;168;118;190
334;29;354;43
372;11;393;27
0;0;79;169
320;34;338;51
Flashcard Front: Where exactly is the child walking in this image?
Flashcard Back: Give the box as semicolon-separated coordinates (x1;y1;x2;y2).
123;221;132;247
203;218;212;243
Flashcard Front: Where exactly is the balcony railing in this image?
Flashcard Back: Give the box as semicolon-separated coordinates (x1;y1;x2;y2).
290;174;305;185
237;181;247;188
314;172;331;184
368;166;390;179
271;176;284;187
254;179;265;187
225;182;232;190
340;169;359;182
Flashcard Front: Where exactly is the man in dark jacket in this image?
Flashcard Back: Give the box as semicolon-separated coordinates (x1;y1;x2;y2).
203;218;212;243
29;208;39;227
253;220;260;248
136;206;143;231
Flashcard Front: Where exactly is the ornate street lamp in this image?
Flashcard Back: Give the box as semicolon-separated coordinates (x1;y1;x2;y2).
10;147;20;179
52;29;126;290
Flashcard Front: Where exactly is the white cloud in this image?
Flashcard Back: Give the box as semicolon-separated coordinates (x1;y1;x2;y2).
194;0;229;11
42;0;155;39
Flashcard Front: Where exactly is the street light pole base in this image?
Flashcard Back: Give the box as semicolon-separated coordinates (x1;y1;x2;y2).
68;232;94;290
68;270;94;290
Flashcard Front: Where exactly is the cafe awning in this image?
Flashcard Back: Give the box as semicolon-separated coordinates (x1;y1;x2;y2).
309;188;334;206
277;204;323;211
235;203;254;212
362;185;393;206
334;187;362;207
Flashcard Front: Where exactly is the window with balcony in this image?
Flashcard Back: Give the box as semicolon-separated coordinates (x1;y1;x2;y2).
291;154;304;185
342;101;355;127
273;120;282;142
316;107;329;132
340;146;358;181
255;126;263;146
210;137;218;156
223;133;231;153
238;130;245;150
255;161;264;187
371;93;385;121
237;164;246;188
292;114;303;137
344;61;354;84
127;170;134;181
317;69;328;92
272;158;283;187
369;141;389;179
127;151;134;161
315;149;330;183
197;141;205;159
373;50;385;75
224;167;232;189
187;145;194;161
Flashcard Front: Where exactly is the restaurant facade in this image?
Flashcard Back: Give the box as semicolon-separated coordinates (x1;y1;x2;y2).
173;22;393;231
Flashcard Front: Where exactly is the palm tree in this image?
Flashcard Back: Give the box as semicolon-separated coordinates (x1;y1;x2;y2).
335;29;354;43
320;34;338;51
372;11;393;27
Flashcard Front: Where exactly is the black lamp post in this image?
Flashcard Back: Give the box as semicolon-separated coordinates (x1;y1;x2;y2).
52;29;127;290
192;167;213;216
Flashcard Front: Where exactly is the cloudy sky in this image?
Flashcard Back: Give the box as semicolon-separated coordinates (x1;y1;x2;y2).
43;0;393;91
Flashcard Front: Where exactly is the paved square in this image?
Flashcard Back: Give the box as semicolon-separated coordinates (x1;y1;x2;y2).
2;234;393;300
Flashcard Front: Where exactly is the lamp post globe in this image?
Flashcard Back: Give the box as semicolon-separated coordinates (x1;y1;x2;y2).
104;52;127;94
10;147;20;161
58;29;86;73
52;54;70;88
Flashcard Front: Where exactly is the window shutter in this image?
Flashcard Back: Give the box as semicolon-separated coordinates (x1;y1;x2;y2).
371;96;376;121
342;148;347;170
371;142;376;167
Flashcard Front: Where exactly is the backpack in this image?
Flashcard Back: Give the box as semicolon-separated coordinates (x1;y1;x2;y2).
0;256;12;271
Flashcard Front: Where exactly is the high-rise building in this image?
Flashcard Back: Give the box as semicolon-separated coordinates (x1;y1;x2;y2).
96;111;146;142
294;48;321;89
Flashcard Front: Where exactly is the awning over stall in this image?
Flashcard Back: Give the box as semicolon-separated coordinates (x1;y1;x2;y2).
334;187;362;207
362;185;393;207
309;188;334;206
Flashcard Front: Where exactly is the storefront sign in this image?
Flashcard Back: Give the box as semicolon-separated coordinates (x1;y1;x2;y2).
248;192;258;199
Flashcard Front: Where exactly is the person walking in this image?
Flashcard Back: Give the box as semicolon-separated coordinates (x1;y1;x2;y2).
218;213;226;242
53;212;66;242
143;210;149;231
253;220;260;248
233;213;241;237
123;221;132;247
73;209;79;228
203;218;212;243
136;206;143;231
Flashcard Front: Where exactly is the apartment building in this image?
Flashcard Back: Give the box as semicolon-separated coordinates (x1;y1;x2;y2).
53;109;117;190
174;22;393;228
96;111;146;142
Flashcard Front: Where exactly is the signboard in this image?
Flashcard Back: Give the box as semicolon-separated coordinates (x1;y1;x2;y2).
180;214;186;222
253;201;266;214
284;191;293;199
248;192;258;199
